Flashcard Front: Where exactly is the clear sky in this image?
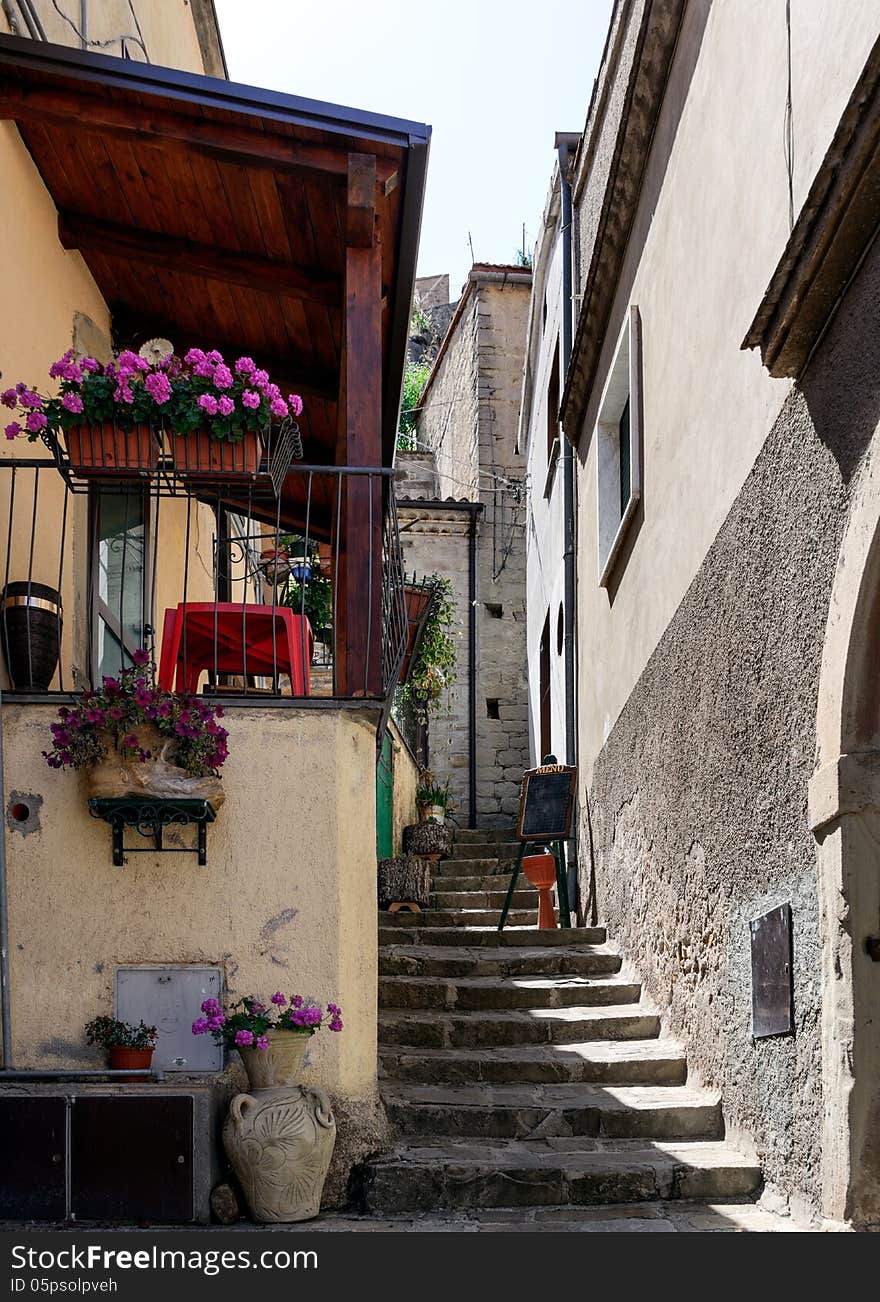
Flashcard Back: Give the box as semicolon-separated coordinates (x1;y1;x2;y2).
214;0;613;296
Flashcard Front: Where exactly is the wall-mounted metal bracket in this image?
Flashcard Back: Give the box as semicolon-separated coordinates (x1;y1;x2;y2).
87;797;217;867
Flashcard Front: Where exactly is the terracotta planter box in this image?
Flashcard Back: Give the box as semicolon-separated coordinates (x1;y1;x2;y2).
171;430;262;478
66;422;158;476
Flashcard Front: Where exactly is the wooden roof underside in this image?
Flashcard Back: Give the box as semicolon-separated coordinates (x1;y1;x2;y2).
0;36;430;467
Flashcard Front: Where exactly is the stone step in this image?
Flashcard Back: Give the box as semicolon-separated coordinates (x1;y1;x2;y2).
455;828;517;843
447;843;521;861
380;908;535;929
356;1139;762;1213
378;925;606;948
273;1202;797;1232
378;943;622;979
433;858;516;877
378;1039;687;1087
378;975;642;1011
431;874;536;893
383;1084;722;1142
378;1004;660;1049
431;889;538;911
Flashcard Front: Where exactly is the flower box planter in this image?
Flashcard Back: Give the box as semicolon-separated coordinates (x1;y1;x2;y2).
171;430;262;479
65;422;158;476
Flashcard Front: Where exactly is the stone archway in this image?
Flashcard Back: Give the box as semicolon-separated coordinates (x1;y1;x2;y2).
810;435;880;1227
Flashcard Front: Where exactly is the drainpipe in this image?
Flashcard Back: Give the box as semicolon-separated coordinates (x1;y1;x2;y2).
556;132;583;918
468;503;478;830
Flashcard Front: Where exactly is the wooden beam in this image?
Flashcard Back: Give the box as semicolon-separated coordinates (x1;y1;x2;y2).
336;219;384;696
0;82;400;190
347;153;376;249
59;210;342;308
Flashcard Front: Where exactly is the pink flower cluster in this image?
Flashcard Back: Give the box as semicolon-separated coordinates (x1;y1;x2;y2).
2;345;304;446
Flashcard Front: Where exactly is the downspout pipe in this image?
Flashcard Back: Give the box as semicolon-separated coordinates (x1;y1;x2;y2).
468;503;479;829
557;133;583;918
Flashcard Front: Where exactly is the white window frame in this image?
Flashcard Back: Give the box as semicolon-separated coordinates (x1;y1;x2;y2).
596;304;642;586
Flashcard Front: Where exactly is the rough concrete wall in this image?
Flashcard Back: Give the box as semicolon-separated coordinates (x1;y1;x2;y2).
584;239;880;1215
474;284;530;826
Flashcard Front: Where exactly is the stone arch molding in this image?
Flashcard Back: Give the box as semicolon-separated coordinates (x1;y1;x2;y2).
810;433;880;1228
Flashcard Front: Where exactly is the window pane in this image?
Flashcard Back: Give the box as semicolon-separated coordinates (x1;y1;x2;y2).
619;397;631;517
95;490;146;680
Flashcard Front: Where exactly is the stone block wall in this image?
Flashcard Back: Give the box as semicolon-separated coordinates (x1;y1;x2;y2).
472;283;531;825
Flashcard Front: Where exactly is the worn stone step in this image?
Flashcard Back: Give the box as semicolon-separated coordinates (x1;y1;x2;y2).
378;943;622;979
383;1084;722;1142
431;874;536;893
447;843;521;861
378;925;606;948
455;828;517;843
379;1039;687;1087
379;908;536;929
377;1005;659;1049
275;1202;797;1232
433;858;516;877
378;975;642;1011
431;889;538;910
356;1139;761;1213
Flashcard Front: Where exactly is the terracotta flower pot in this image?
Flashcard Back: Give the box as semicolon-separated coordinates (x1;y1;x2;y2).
109;1044;154;1082
522;853;558;930
66;423;158;476
236;1029;311;1090
171;430;262;478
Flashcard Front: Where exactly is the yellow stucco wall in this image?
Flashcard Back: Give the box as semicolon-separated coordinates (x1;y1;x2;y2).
3;703;378;1101
389;717;418;854
0;2;212;74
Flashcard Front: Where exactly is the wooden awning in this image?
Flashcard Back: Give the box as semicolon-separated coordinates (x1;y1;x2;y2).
0;35;430;467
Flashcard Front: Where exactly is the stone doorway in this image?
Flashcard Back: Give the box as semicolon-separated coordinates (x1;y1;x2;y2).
810;439;880;1227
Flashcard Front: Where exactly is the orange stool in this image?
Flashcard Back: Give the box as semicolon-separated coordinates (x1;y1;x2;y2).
522;853;558;930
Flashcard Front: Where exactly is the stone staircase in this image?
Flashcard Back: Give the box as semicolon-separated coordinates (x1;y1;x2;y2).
356;825;764;1223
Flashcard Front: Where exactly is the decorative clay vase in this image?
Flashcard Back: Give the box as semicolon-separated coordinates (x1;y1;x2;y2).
522;852;559;930
223;1030;336;1223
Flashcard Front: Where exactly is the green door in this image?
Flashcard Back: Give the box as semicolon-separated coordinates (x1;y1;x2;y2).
376;730;394;859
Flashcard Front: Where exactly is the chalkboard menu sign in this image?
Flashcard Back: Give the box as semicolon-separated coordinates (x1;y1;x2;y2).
515;765;577;841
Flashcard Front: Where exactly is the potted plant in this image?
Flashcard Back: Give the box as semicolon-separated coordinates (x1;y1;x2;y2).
192;992;343;1091
1;347;304;480
398;575;457;720
280;572;332;648
42;649;228;807
415;767;436;822
85;1015;157;1079
195;994;342;1224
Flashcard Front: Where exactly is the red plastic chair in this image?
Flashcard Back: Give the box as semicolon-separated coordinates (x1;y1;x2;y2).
158;604;312;696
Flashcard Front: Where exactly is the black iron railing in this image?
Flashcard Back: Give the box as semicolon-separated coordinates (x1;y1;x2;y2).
0;457;408;704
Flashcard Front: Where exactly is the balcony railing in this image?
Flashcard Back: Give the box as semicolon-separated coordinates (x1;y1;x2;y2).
0;456;408;705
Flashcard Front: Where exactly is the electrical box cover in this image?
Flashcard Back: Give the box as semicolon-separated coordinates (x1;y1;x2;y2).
116;966;222;1072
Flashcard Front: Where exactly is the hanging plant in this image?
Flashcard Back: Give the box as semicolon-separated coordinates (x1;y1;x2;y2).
400;576;457;718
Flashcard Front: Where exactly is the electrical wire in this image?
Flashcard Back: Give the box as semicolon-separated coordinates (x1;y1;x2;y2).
48;0;149;60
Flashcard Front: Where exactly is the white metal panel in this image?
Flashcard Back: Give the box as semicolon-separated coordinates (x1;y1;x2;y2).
116;966;223;1072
